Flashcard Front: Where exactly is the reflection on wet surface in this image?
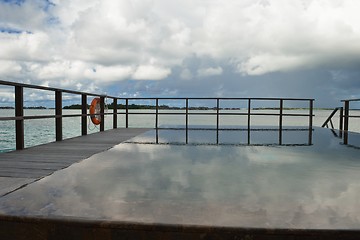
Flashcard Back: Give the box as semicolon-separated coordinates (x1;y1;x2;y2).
0;127;360;229
129;126;313;146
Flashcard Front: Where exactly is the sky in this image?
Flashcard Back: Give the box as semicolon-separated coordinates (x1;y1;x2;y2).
1;0;360;107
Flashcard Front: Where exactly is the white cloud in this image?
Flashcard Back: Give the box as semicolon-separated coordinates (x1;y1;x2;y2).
132;65;171;80
0;60;22;76
0;88;14;102
197;67;223;77
0;1;48;31
1;0;360;90
35;61;72;80
198;0;360;75
29;61;92;82
85;65;134;83
0;31;52;61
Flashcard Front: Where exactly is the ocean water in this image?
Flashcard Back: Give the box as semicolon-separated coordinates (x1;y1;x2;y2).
0;109;358;153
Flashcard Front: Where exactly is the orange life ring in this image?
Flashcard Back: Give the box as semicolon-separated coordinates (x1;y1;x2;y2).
89;97;101;125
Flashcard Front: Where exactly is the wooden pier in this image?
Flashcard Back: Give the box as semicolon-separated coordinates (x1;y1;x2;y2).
0;128;149;196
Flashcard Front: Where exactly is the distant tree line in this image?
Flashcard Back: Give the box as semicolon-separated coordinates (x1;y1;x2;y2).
0;105;341;110
0;106;46;109
1;104;217;110
63;103;219;110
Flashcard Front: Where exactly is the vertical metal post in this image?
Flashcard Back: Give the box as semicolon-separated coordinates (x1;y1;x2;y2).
247;99;251;145
81;94;87;136
155;99;159;129
156;128;159;144
55;90;62;141
279;99;283;145
113;98;117;129
308;99;313;145
339;107;343;138
156;99;159;144
15;86;24;150
216;98;220;144
344;101;349;144
126;99;129;128
100;96;105;131
186;98;189;144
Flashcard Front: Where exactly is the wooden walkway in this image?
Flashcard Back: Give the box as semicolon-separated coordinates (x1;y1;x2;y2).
0;128;150;196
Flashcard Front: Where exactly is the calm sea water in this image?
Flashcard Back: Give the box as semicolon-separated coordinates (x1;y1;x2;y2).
0;109;358;153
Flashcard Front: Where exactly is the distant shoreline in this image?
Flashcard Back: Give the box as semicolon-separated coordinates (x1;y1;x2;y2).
0;105;353;110
0;106;47;109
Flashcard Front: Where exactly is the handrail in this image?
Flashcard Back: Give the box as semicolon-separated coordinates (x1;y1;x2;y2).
341;98;360;102
342;99;360;144
0;80;315;150
322;98;360;144
119;97;315;101
321;107;342;129
0;80;108;98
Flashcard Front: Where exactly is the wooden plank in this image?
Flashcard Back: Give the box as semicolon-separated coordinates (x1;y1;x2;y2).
0;128;150;195
0;156;83;164
0;162;67;170
0;177;34;196
0;169;53;178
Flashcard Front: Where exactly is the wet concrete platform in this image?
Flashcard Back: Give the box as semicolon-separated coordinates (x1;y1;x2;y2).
1;127;360;239
0;128;150;196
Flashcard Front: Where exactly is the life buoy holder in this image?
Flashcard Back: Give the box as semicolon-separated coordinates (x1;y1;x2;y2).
89;97;101;125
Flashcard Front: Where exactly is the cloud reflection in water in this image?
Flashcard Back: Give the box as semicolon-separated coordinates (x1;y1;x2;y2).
0;128;360;229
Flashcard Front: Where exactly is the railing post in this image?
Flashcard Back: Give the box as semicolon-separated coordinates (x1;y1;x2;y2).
15;86;24;150
113;98;117;129
216;98;220;144
247;99;251;144
81;94;87;136
279;99;283;145
100;96;105;131
344;101;349;144
339;107;343;138
126;99;129;128
55;90;62;141
186;98;188;144
308;99;313;145
155;99;159;129
156;99;159;144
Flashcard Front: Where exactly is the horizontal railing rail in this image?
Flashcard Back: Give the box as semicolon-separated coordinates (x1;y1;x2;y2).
341;98;360;102
0;80;314;151
0;80;107;97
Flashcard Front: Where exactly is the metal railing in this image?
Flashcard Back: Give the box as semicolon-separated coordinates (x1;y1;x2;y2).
0;80;314;150
341;99;360;144
321;107;343;130
321;99;360;144
321;107;344;138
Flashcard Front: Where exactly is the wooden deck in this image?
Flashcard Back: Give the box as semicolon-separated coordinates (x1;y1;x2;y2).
0;128;150;196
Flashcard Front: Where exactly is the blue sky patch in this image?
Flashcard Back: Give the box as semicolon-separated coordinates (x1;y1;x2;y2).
1;0;25;6
0;27;32;34
0;27;22;34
